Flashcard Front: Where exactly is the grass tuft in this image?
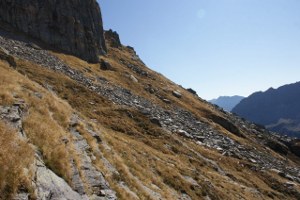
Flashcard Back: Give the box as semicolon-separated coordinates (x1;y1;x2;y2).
0;122;34;199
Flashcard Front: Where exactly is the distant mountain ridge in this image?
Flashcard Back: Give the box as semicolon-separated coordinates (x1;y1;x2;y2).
232;82;300;137
209;95;244;111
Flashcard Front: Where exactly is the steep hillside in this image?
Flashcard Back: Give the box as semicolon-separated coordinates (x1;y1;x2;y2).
209;96;244;112
0;1;300;200
232;83;300;137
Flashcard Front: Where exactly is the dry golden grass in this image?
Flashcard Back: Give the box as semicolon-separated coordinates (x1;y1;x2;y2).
23;111;72;181
14;51;296;199
0;121;34;200
0;62;19;105
94;128;214;199
1;42;299;200
53;44;253;149
0;60;74;183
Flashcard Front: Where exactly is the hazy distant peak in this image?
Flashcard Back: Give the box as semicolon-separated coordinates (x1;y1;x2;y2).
209;95;244;112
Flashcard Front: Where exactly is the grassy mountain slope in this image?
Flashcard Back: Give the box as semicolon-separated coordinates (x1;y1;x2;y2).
0;27;300;200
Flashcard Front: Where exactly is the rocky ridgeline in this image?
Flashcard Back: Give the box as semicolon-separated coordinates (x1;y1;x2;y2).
105;30;122;49
1;28;300;195
0;0;106;63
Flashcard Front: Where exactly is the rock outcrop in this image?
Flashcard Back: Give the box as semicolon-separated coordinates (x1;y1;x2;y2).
289;139;300;157
35;158;86;200
0;47;16;67
105;29;122;48
0;0;106;63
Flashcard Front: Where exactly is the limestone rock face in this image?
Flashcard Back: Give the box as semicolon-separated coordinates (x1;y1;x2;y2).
0;0;106;63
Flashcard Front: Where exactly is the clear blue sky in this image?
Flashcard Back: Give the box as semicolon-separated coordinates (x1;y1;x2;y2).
98;0;300;100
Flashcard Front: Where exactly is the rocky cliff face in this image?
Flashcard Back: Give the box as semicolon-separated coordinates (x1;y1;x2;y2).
0;0;106;63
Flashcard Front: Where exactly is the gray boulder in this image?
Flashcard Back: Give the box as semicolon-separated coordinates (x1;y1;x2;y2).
100;60;114;71
172;90;182;98
35;159;87;200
